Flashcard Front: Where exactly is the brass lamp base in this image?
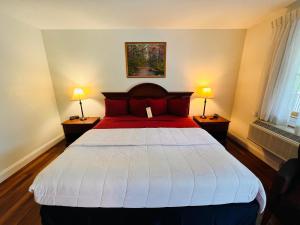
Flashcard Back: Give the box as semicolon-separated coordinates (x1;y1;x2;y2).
200;98;207;119
78;99;87;121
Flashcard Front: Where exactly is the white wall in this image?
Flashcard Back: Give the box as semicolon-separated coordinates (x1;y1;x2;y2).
229;9;288;170
42;29;246;121
0;14;63;182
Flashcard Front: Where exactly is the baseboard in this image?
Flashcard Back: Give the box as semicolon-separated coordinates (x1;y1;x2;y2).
0;133;64;183
228;132;282;171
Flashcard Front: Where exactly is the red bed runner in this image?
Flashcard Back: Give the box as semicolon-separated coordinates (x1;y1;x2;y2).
94;115;199;129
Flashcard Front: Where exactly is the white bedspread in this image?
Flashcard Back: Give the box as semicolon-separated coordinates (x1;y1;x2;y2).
29;128;266;212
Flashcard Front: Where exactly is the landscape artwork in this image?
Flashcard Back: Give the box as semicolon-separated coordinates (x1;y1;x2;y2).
125;42;166;78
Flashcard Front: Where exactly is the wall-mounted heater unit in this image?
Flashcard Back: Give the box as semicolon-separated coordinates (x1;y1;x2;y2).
248;120;299;161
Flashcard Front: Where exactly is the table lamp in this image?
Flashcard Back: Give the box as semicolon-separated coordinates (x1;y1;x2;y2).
196;87;214;119
72;88;87;121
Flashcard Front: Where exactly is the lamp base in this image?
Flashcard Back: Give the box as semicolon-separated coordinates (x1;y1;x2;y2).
200;115;207;119
80;117;87;121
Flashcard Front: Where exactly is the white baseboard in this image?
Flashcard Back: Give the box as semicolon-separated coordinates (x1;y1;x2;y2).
0;133;64;183
228;132;282;171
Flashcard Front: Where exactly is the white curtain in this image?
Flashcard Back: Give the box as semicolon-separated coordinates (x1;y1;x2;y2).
259;9;300;125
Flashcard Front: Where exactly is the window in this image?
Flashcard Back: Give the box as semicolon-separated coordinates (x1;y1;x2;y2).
259;10;300;127
288;73;300;128
292;73;300;113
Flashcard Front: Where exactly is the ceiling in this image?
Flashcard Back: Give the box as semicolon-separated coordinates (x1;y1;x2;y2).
0;0;295;29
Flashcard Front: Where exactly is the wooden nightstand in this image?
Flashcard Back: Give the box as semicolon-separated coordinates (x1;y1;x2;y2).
193;116;230;145
62;117;100;146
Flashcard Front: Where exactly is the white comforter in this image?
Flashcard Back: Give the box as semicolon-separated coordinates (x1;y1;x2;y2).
29;128;266;212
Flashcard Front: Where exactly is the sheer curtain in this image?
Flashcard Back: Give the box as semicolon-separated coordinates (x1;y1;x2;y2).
259;9;300;125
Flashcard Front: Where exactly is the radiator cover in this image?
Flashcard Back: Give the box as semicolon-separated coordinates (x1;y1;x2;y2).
248;122;298;161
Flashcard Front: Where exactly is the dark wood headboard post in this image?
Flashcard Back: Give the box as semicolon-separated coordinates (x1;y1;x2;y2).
102;83;193;99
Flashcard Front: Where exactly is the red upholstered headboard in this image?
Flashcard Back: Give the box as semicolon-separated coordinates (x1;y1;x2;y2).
102;83;193;99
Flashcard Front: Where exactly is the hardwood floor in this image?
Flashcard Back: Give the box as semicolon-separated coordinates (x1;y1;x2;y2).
0;138;277;225
0;141;65;225
226;140;276;192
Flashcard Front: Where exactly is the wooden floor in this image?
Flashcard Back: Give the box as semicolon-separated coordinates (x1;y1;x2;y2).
0;138;276;225
0;141;65;225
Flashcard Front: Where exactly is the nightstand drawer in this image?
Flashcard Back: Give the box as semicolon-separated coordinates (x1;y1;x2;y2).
200;122;229;133
193;116;230;146
63;124;94;135
62;117;100;146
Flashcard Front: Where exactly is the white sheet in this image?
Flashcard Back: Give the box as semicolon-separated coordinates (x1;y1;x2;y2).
29;128;266;213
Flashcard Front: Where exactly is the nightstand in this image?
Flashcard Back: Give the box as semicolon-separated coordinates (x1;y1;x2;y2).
193;116;230;145
62;117;100;146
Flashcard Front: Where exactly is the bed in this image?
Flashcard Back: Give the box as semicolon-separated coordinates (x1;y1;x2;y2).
30;83;266;225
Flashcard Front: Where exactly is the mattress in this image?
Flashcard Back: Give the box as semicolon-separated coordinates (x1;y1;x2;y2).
94;115;199;129
29;128;266;213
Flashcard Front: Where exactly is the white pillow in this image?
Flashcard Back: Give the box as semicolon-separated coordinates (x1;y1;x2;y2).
146;107;153;118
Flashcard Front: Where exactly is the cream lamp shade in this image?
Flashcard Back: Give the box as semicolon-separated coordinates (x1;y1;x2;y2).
196;87;214;119
196;87;214;99
72;88;87;101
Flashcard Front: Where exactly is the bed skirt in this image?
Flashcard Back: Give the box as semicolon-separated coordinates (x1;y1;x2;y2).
40;200;259;225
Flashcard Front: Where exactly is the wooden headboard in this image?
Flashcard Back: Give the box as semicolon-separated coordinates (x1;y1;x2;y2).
102;83;193;99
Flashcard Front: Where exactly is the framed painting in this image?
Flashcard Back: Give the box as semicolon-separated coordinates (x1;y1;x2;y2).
125;42;166;78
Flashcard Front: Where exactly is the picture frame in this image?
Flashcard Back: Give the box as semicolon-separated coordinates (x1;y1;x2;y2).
125;42;166;78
